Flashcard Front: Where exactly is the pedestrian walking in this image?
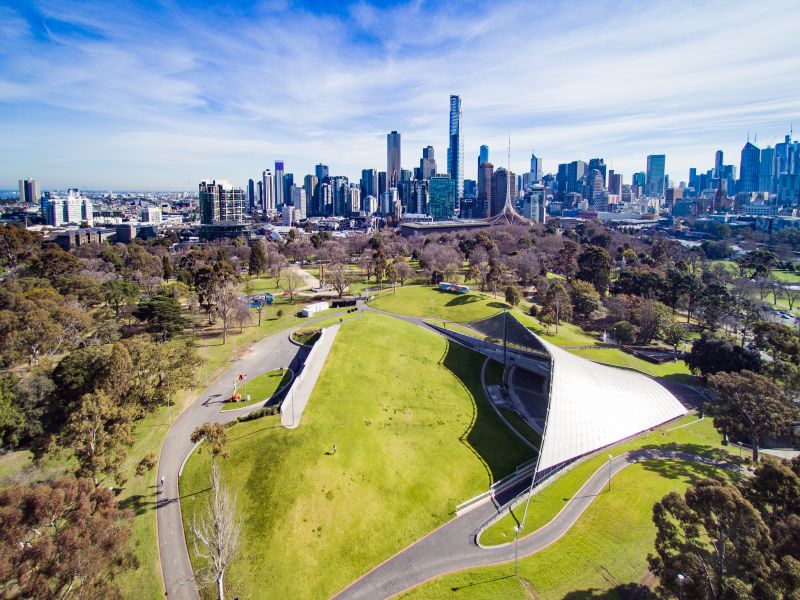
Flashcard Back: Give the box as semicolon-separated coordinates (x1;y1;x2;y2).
332;444;337;455
160;476;165;487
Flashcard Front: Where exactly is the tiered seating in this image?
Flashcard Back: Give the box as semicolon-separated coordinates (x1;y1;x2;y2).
510;367;549;421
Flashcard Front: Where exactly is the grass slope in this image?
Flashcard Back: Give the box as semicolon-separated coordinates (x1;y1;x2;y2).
401;458;728;600
180;314;534;599
221;368;290;411
479;416;729;547
370;285;516;323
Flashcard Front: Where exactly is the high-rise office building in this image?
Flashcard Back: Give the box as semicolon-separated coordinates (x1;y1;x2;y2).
447;95;464;200
645;155;666;197
530;150;542;184
378;171;388;199
491;168;515;216
566;160;587;194
262;169;274;212
478;145;489;175
247;179;255;212
607;170;622;195
256;181;263;210
360;169;377;199
274;161;285;208
428;174;456;221
319;182;333;215
387;131;401;187
332;176;349;216
738;141;760;193
18;178;40;204
420;146;437;179
315;163;329;182
586;169;605;206
303;174;318;216
477;162;493;218
588;158;607;187
283;173;294;205
199;180;245;224
759;146;776;193
348;186;361;214
714;150;724;178
291;186;307;219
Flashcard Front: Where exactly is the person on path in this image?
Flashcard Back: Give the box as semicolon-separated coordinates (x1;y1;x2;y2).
160;476;165;487
332;444;337;455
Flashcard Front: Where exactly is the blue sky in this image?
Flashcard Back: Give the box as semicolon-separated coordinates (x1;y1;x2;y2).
1;0;798;190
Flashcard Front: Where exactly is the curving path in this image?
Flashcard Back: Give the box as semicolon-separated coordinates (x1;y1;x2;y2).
332;448;731;600
156;317;331;599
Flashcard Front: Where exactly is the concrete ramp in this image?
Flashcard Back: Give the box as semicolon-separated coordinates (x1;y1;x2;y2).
281;324;340;429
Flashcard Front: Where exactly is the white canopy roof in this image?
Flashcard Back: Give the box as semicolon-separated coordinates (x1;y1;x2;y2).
535;337;687;472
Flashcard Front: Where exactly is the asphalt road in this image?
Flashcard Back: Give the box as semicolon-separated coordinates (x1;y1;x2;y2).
332;448;730;600
156;325;309;600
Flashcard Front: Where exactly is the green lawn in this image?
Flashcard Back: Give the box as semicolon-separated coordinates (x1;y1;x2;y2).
370;285;513;322
479;416;730;547
772;269;800;283
221;368;291;411
567;347;694;381
180;314;534;600
532;321;602;347
401;458;729;600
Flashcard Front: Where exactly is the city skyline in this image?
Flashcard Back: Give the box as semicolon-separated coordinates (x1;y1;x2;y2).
2;0;799;190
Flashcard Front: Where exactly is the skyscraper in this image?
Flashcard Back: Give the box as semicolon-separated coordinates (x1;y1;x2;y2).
477;162;493;218
274;161;285;208
588;158;607;187
428;174;456;221
18;178;40;204
262;169;274;212
387;131;401;187
420;146;436;179
759;146;776;193
447;95;464;201
360;169;377;199
566;160;587;194
303;174;318;216
738;141;760;193
645;155;666;197
283;173;294;205
378;171;388;199
530;150;542;184
714;150;724;178
491;168;515;216
315;164;329;182
478;145;489;174
247;179;255;212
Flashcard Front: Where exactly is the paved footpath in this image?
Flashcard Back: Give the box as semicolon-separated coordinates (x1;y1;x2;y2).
157;323;314;599
332;448;730;600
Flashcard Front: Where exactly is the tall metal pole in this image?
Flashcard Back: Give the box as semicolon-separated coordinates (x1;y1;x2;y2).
607;454;613;492
514;525;519;577
503;309;508;378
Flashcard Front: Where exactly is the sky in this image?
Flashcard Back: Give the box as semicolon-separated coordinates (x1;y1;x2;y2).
1;0;798;191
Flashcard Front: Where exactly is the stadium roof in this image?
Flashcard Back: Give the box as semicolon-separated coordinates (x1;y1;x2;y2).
534;335;687;472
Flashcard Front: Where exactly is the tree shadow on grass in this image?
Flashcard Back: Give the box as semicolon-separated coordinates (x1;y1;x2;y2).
562;583;654;600
441;342;537;484
449;574;514;592
630;443;739;481
486;302;510;309
445;294;480;306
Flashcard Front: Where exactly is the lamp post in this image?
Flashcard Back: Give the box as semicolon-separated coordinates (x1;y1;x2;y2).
513;524;520;577
607;454;613;492
677;573;685;600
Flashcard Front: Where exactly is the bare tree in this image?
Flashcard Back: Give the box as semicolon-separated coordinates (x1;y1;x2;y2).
281;267;304;302
234;299;251;331
211;282;238;344
782;283;800;310
190;462;241;600
328;263;354;297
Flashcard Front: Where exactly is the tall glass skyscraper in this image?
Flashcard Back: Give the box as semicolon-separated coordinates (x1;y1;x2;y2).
387;131;401;187
645;155;666;198
738;141;761;193
428;174;456;221
478;145;489;174
447;95;464;201
274;161;285;207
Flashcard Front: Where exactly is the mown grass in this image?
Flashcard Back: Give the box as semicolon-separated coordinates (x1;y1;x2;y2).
479;415;729;547
400;457;729;599
180;314;534;600
567;347;693;380
220;368;290;411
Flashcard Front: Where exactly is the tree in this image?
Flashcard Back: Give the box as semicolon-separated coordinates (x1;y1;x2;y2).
191;422;229;462
504;285;521;307
60;390;135;486
648;478;777;600
661;320;687;358
101;279;141;320
190;463;241;600
135;294;186;341
612;320;638;345
570;279;601;320
328;263;354;297
211;282;238;345
557;239;579;279
394;257;413;286
782;283;800;310
280;267;304;303
162;255;173;281
541;280;572;332
576;245;612;296
698;281;732;332
0;224;41;268
634;298;672;344
234;299;251;332
0;477;136;599
248;240;267;277
0;374;23;447
709;370;798;462
124;337;198;416
686;333;761;377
